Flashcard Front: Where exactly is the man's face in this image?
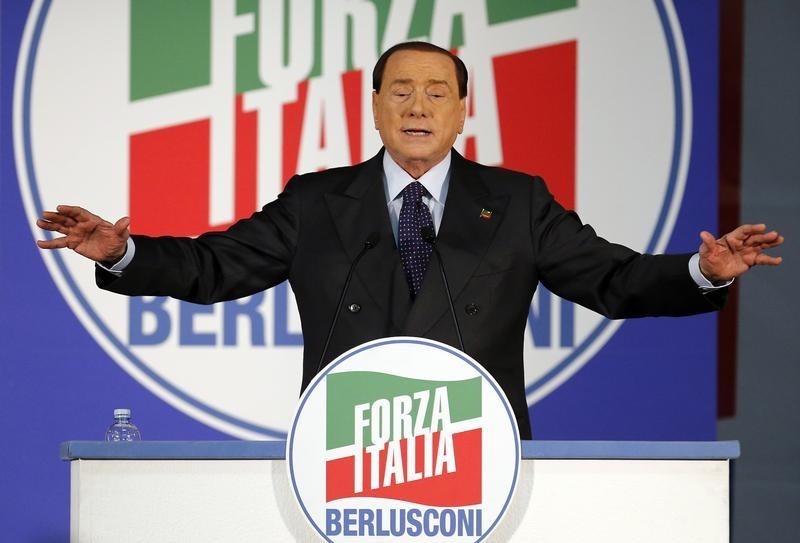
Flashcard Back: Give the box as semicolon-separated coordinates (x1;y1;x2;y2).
372;50;467;178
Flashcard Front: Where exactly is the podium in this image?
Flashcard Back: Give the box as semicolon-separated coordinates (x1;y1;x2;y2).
61;440;737;542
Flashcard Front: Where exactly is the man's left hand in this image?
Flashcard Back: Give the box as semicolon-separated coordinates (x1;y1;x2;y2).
698;223;784;283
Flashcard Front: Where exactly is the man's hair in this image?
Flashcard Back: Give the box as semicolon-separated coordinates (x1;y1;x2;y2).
372;41;468;99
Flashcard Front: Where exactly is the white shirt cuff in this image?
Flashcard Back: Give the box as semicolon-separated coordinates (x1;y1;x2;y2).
689;253;733;290
97;237;136;276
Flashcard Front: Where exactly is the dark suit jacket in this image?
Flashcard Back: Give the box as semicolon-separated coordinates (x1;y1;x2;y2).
98;149;723;438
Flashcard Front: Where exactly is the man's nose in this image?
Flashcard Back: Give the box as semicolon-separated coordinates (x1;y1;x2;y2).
406;91;427;117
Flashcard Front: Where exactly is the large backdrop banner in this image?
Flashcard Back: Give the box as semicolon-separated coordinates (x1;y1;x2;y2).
0;0;718;539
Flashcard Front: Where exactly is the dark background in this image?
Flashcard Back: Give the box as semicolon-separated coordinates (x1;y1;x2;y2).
717;1;800;541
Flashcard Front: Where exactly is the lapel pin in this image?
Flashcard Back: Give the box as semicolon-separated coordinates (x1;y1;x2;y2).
479;208;493;220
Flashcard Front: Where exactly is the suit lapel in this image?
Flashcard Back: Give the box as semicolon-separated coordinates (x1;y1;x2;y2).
405;152;509;337
324;151;411;329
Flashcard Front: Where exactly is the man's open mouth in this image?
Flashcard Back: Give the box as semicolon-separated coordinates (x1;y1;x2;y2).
402;129;432;136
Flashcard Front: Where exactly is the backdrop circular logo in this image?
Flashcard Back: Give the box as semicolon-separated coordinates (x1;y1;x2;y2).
15;0;691;437
288;337;520;542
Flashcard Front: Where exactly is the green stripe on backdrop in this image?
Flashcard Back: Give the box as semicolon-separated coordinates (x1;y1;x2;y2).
130;0;211;101
487;0;576;25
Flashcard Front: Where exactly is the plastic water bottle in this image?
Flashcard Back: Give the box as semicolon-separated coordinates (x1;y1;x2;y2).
105;408;142;442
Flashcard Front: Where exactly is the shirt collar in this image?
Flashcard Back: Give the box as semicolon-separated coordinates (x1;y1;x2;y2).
383;150;451;205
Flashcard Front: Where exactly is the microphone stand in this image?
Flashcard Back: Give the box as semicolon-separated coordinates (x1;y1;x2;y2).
421;226;465;352
316;233;380;374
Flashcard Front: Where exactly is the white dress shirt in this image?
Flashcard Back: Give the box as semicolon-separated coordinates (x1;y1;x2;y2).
382;151;450;243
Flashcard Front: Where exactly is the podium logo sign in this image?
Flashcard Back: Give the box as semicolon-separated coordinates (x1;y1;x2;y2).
288;338;520;542
325;374;482;505
16;1;690;437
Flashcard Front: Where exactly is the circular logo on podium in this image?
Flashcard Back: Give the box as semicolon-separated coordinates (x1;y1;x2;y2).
288;337;520;542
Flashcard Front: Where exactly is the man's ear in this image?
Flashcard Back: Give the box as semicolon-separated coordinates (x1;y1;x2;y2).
458;97;467;134
372;91;379;129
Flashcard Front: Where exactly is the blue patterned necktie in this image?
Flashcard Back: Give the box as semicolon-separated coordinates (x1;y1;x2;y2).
398;181;434;298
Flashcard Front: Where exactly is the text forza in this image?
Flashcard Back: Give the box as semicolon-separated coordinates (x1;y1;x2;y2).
353;387;456;493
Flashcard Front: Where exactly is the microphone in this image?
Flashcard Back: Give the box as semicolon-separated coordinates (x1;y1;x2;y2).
316;232;380;374
420;226;465;352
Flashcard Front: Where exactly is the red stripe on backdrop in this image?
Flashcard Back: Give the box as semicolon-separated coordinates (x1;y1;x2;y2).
717;0;743;419
234;95;258;220
282;81;308;183
130;120;211;236
326;428;482;507
342;70;363;165
490;41;577;210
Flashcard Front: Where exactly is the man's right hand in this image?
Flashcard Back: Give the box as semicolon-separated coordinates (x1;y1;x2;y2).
36;205;130;264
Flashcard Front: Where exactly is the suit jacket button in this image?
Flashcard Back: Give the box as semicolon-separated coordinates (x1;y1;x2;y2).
347;303;361;314
464;303;479;316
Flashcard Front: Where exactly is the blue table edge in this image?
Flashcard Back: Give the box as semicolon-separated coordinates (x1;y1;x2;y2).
61;440;741;461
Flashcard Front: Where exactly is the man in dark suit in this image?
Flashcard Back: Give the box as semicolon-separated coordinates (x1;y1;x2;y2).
37;42;783;438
